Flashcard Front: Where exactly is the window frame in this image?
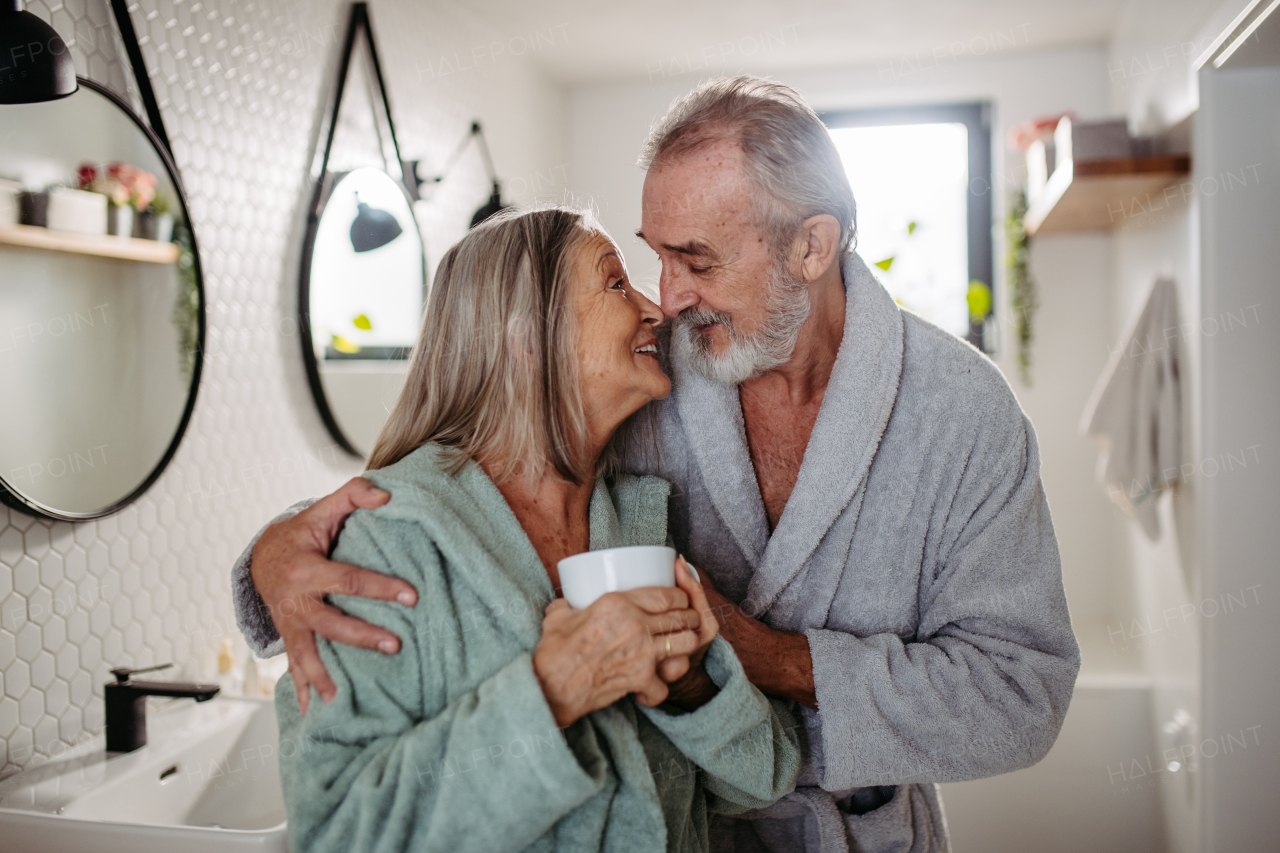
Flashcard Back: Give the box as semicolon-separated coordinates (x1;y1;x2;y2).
820;102;994;350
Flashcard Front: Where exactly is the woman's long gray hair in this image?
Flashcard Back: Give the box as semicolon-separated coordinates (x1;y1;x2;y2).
366;206;607;485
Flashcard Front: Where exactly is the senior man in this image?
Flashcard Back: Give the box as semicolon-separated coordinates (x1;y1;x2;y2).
231;77;1079;853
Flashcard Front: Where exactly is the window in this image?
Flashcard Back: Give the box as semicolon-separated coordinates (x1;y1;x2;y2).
822;103;993;350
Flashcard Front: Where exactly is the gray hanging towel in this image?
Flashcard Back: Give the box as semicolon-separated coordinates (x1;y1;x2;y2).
1081;277;1182;539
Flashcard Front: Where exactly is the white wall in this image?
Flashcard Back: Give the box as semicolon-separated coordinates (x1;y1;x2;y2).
1194;61;1280;853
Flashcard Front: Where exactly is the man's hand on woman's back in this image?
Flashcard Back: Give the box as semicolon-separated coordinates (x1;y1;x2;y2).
250;477;417;715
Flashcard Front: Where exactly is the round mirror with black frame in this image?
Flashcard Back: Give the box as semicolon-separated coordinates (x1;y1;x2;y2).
0;78;205;521
298;2;426;459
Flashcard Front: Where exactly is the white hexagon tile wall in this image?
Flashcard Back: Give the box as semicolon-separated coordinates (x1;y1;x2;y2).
0;0;571;776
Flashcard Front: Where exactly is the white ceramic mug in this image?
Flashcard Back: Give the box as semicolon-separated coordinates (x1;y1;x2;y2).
557;545;678;610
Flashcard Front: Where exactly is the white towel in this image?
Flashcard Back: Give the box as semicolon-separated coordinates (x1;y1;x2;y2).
1081;278;1182;539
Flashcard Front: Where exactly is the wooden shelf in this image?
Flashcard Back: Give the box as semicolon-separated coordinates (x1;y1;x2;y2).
1024;155;1191;235
0;223;179;263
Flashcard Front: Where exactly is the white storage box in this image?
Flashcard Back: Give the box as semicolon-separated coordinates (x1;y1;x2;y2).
0;179;19;226
1054;117;1132;168
46;186;107;235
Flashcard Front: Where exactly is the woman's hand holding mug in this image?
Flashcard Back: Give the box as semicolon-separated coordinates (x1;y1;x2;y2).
532;560;719;727
662;557;721;709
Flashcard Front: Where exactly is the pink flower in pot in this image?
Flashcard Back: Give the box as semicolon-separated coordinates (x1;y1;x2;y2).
106;162;158;211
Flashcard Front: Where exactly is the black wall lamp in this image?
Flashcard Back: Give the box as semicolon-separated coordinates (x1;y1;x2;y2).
0;0;77;104
411;121;512;228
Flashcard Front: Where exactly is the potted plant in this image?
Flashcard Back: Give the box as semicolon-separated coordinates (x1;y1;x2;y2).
79;162;158;238
138;192;173;242
79;162;130;236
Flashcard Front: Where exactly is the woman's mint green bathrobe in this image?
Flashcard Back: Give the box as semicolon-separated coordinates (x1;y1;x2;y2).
275;445;801;853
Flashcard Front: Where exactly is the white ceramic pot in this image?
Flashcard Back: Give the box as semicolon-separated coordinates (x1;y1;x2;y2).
107;203;133;238
135;210;173;242
557;545;677;610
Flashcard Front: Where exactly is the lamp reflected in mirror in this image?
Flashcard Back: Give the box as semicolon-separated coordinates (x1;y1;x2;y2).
350;195;403;252
304;168;424;457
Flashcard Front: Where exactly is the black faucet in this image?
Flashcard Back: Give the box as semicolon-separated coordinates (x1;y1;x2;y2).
104;664;220;753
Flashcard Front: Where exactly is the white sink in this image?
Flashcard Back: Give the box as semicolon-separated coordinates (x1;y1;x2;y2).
0;696;287;852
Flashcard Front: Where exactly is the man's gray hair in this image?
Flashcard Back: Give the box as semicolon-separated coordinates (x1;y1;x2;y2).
640;75;857;257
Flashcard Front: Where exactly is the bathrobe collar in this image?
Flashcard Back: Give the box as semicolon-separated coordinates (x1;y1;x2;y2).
373;449;662;650
672;252;905;614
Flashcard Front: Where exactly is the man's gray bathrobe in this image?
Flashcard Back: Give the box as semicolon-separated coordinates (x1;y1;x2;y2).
275;445;800;853
623;253;1080;853
231;253;1079;853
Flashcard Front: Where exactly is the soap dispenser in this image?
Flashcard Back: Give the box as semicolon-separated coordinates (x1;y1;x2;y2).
242;653;261;696
216;637;241;695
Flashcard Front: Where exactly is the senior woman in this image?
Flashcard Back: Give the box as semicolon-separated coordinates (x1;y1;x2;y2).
275;206;800;853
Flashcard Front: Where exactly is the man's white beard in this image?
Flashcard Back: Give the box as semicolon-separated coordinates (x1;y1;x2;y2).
673;263;812;385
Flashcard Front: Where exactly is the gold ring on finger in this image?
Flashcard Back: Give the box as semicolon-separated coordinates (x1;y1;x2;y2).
665;634;672;660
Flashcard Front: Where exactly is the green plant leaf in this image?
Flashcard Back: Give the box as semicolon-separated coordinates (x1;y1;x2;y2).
331;334;361;354
907;221;918;235
967;281;992;319
1005;189;1038;385
874;256;895;271
352;313;372;330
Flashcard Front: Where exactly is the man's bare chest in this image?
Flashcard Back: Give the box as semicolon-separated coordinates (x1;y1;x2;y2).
741;399;821;530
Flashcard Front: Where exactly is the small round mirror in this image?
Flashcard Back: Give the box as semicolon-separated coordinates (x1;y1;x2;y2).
0;80;204;520
301;167;425;457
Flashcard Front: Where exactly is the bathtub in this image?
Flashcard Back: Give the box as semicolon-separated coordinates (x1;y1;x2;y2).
939;623;1192;853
